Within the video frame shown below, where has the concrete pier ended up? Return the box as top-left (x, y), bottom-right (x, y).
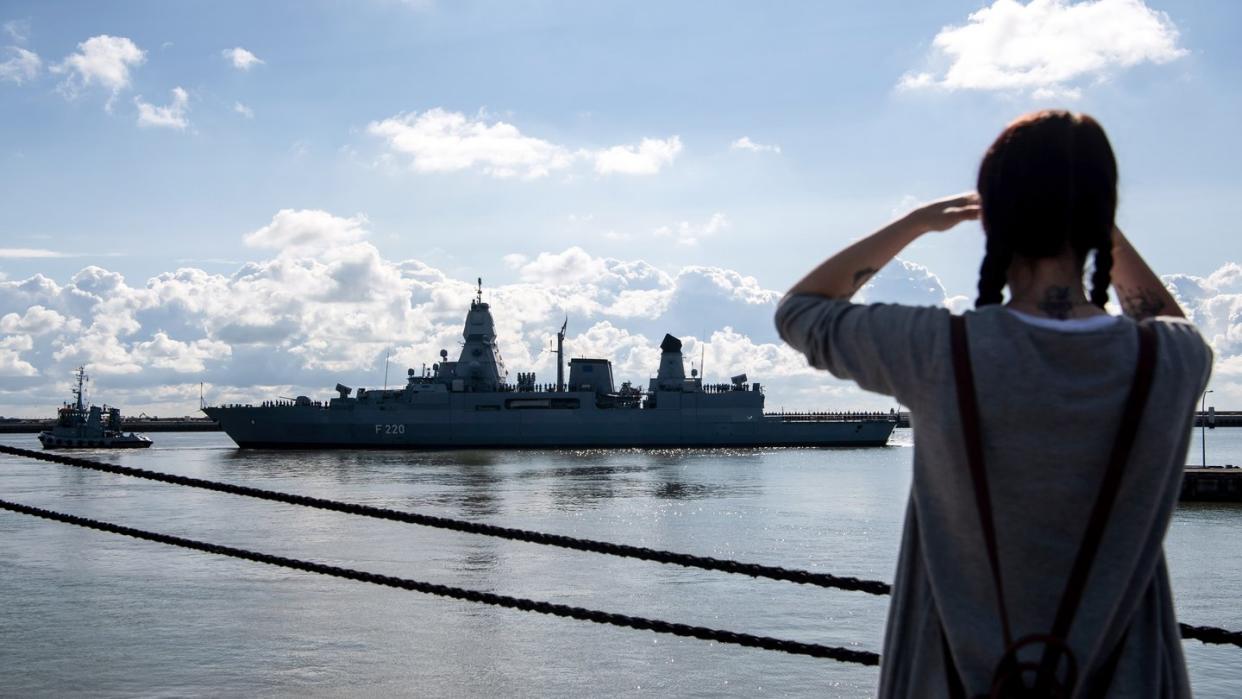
top-left (1182, 467), bottom-right (1242, 502)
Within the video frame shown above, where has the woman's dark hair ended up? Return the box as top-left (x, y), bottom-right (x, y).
top-left (976, 110), bottom-right (1118, 308)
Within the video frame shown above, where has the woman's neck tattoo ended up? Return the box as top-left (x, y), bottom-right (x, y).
top-left (1036, 286), bottom-right (1077, 319)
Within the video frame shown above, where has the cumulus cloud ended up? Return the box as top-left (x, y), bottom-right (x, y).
top-left (1166, 264), bottom-right (1242, 363)
top-left (730, 137), bottom-right (781, 154)
top-left (52, 34), bottom-right (145, 103)
top-left (0, 46), bottom-right (40, 84)
top-left (135, 86), bottom-right (189, 130)
top-left (367, 108), bottom-right (682, 179)
top-left (368, 109), bottom-right (573, 179)
top-left (233, 101), bottom-right (254, 118)
top-left (243, 209), bottom-right (370, 253)
top-left (133, 332), bottom-right (232, 372)
top-left (0, 334), bottom-right (38, 377)
top-left (855, 258), bottom-right (952, 307)
top-left (653, 212), bottom-right (729, 246)
top-left (0, 306), bottom-right (68, 335)
top-left (222, 47), bottom-right (264, 71)
top-left (899, 0), bottom-right (1185, 98)
top-left (592, 136), bottom-right (682, 175)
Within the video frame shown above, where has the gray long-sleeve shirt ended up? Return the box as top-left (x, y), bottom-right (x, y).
top-left (775, 294), bottom-right (1212, 698)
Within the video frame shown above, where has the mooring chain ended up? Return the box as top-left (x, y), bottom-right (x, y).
top-left (0, 498), bottom-right (879, 665)
top-left (2, 444), bottom-right (1240, 651)
top-left (1179, 624), bottom-right (1242, 648)
top-left (0, 444), bottom-right (891, 595)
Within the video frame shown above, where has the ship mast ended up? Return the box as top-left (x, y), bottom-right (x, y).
top-left (556, 317), bottom-right (567, 392)
top-left (73, 366), bottom-right (87, 411)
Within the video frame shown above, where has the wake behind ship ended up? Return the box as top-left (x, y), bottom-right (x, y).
top-left (204, 282), bottom-right (894, 449)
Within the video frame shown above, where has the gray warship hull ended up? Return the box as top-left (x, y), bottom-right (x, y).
top-left (204, 396), bottom-right (894, 449)
top-left (204, 283), bottom-right (894, 450)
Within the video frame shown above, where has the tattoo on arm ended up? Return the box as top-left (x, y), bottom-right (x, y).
top-left (852, 267), bottom-right (878, 290)
top-left (1116, 285), bottom-right (1167, 320)
top-left (1037, 286), bottom-right (1075, 320)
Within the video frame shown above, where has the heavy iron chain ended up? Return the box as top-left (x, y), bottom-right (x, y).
top-left (0, 497), bottom-right (879, 666)
top-left (2, 444), bottom-right (1239, 650)
top-left (0, 444), bottom-right (890, 595)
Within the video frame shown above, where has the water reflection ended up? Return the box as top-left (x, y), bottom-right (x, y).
top-left (452, 544), bottom-right (500, 576)
top-left (651, 480), bottom-right (715, 499)
top-left (421, 463), bottom-right (503, 517)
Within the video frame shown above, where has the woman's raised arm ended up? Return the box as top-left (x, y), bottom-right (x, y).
top-left (785, 193), bottom-right (980, 300)
top-left (1110, 227), bottom-right (1185, 320)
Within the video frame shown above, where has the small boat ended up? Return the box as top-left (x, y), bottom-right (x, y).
top-left (38, 367), bottom-right (152, 449)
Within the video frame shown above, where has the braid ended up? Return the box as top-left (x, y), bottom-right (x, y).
top-left (1089, 234), bottom-right (1113, 309)
top-left (975, 237), bottom-right (1012, 307)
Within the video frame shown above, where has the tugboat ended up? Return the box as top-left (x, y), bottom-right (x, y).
top-left (38, 367), bottom-right (152, 449)
top-left (205, 280), bottom-right (896, 449)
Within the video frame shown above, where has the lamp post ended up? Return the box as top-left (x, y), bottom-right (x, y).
top-left (1201, 389), bottom-right (1214, 467)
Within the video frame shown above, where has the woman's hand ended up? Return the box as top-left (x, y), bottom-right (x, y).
top-left (905, 192), bottom-right (981, 233)
top-left (785, 191), bottom-right (980, 300)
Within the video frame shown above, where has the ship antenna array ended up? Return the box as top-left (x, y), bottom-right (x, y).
top-left (73, 366), bottom-right (89, 411)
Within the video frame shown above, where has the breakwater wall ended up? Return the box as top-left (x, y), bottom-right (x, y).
top-left (769, 411), bottom-right (1239, 429)
top-left (0, 418), bottom-right (220, 434)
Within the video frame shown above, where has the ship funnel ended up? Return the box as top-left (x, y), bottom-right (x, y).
top-left (655, 333), bottom-right (686, 390)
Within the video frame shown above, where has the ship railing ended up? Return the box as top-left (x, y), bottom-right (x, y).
top-left (765, 410), bottom-right (898, 423)
top-left (698, 383), bottom-right (760, 394)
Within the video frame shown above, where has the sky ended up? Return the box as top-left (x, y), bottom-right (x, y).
top-left (1, 0), bottom-right (1240, 416)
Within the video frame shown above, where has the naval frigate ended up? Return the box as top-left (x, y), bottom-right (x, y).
top-left (204, 282), bottom-right (895, 449)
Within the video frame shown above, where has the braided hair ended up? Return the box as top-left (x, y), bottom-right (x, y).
top-left (975, 111), bottom-right (1118, 309)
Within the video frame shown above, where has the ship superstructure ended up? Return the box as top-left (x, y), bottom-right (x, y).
top-left (205, 282), bottom-right (894, 449)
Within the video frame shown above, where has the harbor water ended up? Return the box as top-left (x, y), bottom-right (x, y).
top-left (2, 428), bottom-right (1240, 697)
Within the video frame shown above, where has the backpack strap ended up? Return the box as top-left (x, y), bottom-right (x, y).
top-left (950, 314), bottom-right (1015, 648)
